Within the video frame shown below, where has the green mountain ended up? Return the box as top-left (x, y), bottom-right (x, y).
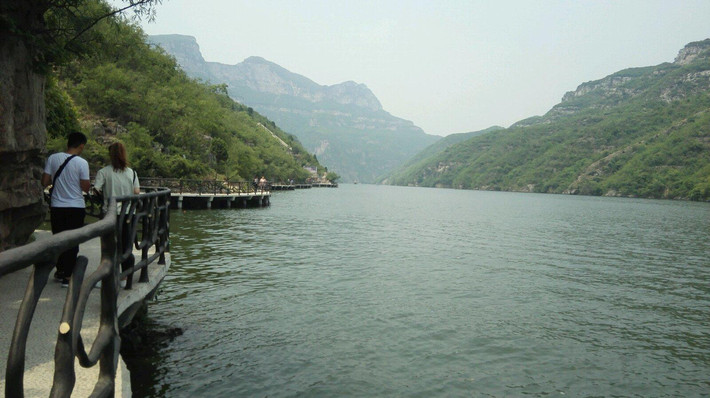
top-left (46, 12), bottom-right (322, 183)
top-left (383, 40), bottom-right (710, 201)
top-left (148, 34), bottom-right (440, 183)
top-left (381, 126), bottom-right (504, 184)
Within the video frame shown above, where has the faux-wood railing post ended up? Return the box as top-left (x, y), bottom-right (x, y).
top-left (1, 188), bottom-right (171, 397)
top-left (49, 256), bottom-right (88, 397)
top-left (4, 260), bottom-right (52, 398)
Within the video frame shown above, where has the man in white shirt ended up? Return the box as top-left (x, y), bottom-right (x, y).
top-left (41, 131), bottom-right (90, 287)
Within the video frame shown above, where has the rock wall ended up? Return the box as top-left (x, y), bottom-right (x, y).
top-left (0, 21), bottom-right (48, 251)
top-left (674, 39), bottom-right (710, 65)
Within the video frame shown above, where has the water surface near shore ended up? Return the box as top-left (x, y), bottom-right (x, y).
top-left (134, 184), bottom-right (710, 397)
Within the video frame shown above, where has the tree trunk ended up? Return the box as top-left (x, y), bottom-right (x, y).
top-left (0, 2), bottom-right (49, 251)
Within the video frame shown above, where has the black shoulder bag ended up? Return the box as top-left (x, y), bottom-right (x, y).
top-left (46, 154), bottom-right (77, 206)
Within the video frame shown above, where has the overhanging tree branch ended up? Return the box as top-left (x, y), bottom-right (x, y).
top-left (62, 0), bottom-right (160, 47)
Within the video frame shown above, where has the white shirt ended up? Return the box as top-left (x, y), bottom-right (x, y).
top-left (94, 166), bottom-right (140, 213)
top-left (44, 152), bottom-right (89, 208)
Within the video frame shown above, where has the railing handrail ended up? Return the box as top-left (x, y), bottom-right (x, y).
top-left (0, 187), bottom-right (171, 398)
top-left (0, 207), bottom-right (115, 278)
top-left (139, 178), bottom-right (271, 195)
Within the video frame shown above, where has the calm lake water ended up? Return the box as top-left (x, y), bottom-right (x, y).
top-left (131, 184), bottom-right (710, 397)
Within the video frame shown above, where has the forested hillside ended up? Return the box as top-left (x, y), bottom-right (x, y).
top-left (45, 1), bottom-right (323, 183)
top-left (383, 40), bottom-right (710, 201)
top-left (382, 126), bottom-right (503, 184)
top-left (149, 34), bottom-right (439, 183)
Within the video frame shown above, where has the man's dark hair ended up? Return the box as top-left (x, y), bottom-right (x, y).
top-left (67, 131), bottom-right (87, 148)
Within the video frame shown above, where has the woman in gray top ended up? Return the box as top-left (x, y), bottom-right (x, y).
top-left (93, 142), bottom-right (140, 278)
top-left (94, 142), bottom-right (140, 213)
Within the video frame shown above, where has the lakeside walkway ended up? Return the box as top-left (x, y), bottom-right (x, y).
top-left (271, 182), bottom-right (339, 190)
top-left (138, 178), bottom-right (271, 209)
top-left (0, 231), bottom-right (170, 397)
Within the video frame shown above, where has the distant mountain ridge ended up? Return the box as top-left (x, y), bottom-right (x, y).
top-left (383, 126), bottom-right (504, 183)
top-left (227, 56), bottom-right (383, 111)
top-left (382, 39), bottom-right (710, 201)
top-left (149, 34), bottom-right (439, 182)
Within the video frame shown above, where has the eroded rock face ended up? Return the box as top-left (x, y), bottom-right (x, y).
top-left (0, 21), bottom-right (48, 251)
top-left (674, 39), bottom-right (710, 65)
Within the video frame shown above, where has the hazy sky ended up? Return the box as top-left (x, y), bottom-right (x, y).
top-left (114, 0), bottom-right (710, 136)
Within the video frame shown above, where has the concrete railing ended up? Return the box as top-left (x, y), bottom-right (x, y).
top-left (0, 187), bottom-right (170, 397)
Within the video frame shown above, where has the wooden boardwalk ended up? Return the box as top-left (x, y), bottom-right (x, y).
top-left (139, 178), bottom-right (271, 209)
top-left (172, 191), bottom-right (270, 209)
top-left (271, 182), bottom-right (339, 190)
top-left (135, 178), bottom-right (337, 209)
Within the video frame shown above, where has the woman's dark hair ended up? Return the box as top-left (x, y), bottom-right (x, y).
top-left (108, 142), bottom-right (128, 171)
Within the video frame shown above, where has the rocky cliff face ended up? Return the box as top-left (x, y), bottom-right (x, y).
top-left (560, 75), bottom-right (637, 103)
top-left (546, 39), bottom-right (710, 121)
top-left (207, 56), bottom-right (383, 111)
top-left (148, 34), bottom-right (438, 183)
top-left (152, 34), bottom-right (207, 74)
top-left (674, 39), bottom-right (710, 65)
top-left (151, 37), bottom-right (385, 113)
top-left (0, 7), bottom-right (49, 250)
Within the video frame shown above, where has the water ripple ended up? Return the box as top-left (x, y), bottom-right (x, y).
top-left (137, 186), bottom-right (710, 398)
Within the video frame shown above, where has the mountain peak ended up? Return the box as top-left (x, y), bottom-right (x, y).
top-left (243, 56), bottom-right (273, 65)
top-left (674, 38), bottom-right (710, 65)
top-left (340, 80), bottom-right (364, 87)
top-left (326, 81), bottom-right (381, 110)
top-left (148, 34), bottom-right (206, 72)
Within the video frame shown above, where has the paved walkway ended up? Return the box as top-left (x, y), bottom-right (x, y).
top-left (0, 231), bottom-right (170, 397)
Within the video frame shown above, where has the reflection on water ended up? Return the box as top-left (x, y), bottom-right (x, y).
top-left (133, 185), bottom-right (710, 397)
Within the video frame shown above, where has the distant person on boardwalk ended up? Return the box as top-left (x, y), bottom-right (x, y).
top-left (259, 176), bottom-right (267, 190)
top-left (253, 176), bottom-right (259, 192)
top-left (93, 142), bottom-right (141, 278)
top-left (41, 131), bottom-right (91, 287)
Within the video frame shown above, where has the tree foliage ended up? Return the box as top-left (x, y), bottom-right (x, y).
top-left (1, 0), bottom-right (160, 72)
top-left (44, 0), bottom-right (322, 183)
top-left (325, 172), bottom-right (340, 183)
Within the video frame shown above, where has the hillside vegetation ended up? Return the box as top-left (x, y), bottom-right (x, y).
top-left (384, 126), bottom-right (504, 183)
top-left (149, 34), bottom-right (439, 183)
top-left (45, 1), bottom-right (323, 183)
top-left (383, 40), bottom-right (710, 201)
